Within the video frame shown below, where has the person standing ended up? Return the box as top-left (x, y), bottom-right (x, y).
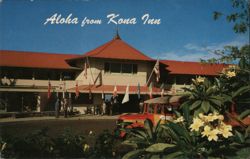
top-left (55, 98), bottom-right (59, 118)
top-left (110, 97), bottom-right (114, 116)
top-left (102, 100), bottom-right (107, 115)
top-left (63, 98), bottom-right (68, 118)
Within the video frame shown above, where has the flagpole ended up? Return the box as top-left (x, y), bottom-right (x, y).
top-left (86, 56), bottom-right (95, 85)
top-left (146, 67), bottom-right (155, 86)
top-left (146, 57), bottom-right (159, 86)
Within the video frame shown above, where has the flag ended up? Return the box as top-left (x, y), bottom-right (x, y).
top-left (122, 84), bottom-right (129, 104)
top-left (161, 88), bottom-right (164, 97)
top-left (47, 80), bottom-right (51, 99)
top-left (137, 83), bottom-right (141, 99)
top-left (149, 82), bottom-right (153, 99)
top-left (102, 91), bottom-right (105, 100)
top-left (154, 59), bottom-right (160, 82)
top-left (113, 85), bottom-right (117, 97)
top-left (75, 81), bottom-right (79, 99)
top-left (84, 60), bottom-right (87, 79)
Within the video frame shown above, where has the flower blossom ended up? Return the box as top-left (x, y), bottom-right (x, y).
top-left (207, 129), bottom-right (220, 141)
top-left (192, 76), bottom-right (205, 84)
top-left (83, 144), bottom-right (90, 152)
top-left (226, 71), bottom-right (236, 78)
top-left (174, 116), bottom-right (184, 123)
top-left (218, 123), bottom-right (233, 138)
top-left (190, 117), bottom-right (204, 131)
top-left (192, 112), bottom-right (233, 142)
top-left (201, 125), bottom-right (211, 137)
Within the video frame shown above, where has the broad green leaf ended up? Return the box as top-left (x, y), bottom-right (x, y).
top-left (122, 149), bottom-right (145, 159)
top-left (182, 102), bottom-right (190, 123)
top-left (209, 98), bottom-right (222, 107)
top-left (161, 125), bottom-right (179, 142)
top-left (234, 130), bottom-right (245, 143)
top-left (238, 109), bottom-right (250, 120)
top-left (130, 131), bottom-right (147, 140)
top-left (145, 143), bottom-right (175, 153)
top-left (122, 140), bottom-right (138, 148)
top-left (234, 147), bottom-right (250, 159)
top-left (144, 119), bottom-right (154, 139)
top-left (190, 100), bottom-right (202, 110)
top-left (245, 126), bottom-right (250, 138)
top-left (222, 94), bottom-right (233, 103)
top-left (201, 101), bottom-right (210, 113)
top-left (163, 151), bottom-right (183, 159)
top-left (155, 119), bottom-right (163, 136)
top-left (232, 86), bottom-right (250, 98)
top-left (179, 100), bottom-right (190, 109)
top-left (210, 96), bottom-right (223, 101)
top-left (237, 98), bottom-right (250, 104)
top-left (168, 122), bottom-right (191, 143)
top-left (194, 107), bottom-right (204, 117)
top-left (206, 87), bottom-right (215, 95)
top-left (173, 110), bottom-right (181, 117)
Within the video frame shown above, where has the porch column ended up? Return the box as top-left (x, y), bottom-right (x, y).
top-left (36, 95), bottom-right (41, 112)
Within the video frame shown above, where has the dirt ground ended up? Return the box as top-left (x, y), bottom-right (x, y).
top-left (0, 115), bottom-right (118, 138)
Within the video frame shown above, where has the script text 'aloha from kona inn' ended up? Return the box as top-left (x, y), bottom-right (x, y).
top-left (44, 13), bottom-right (161, 27)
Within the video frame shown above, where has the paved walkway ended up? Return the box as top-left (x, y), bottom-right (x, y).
top-left (0, 114), bottom-right (119, 123)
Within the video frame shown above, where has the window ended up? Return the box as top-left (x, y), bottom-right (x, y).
top-left (104, 63), bottom-right (110, 73)
top-left (104, 62), bottom-right (138, 74)
top-left (110, 63), bottom-right (121, 73)
top-left (122, 64), bottom-right (132, 73)
top-left (132, 64), bottom-right (138, 74)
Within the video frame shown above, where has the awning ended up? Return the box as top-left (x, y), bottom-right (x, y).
top-left (68, 84), bottom-right (162, 94)
top-left (144, 96), bottom-right (183, 104)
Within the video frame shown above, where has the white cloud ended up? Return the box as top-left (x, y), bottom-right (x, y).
top-left (184, 37), bottom-right (248, 53)
top-left (184, 43), bottom-right (208, 52)
top-left (0, 0), bottom-right (3, 4)
top-left (159, 51), bottom-right (219, 62)
top-left (159, 36), bottom-right (248, 61)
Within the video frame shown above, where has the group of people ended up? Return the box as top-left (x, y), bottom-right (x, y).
top-left (54, 96), bottom-right (145, 117)
top-left (90, 98), bottom-right (119, 116)
top-left (55, 97), bottom-right (72, 118)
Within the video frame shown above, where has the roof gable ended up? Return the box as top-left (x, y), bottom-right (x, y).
top-left (81, 38), bottom-right (153, 61)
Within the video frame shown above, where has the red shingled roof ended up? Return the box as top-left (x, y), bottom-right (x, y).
top-left (69, 37), bottom-right (153, 61)
top-left (69, 84), bottom-right (162, 94)
top-left (0, 50), bottom-right (81, 69)
top-left (161, 60), bottom-right (228, 76)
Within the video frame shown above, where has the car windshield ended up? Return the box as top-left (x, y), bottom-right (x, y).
top-left (148, 104), bottom-right (154, 113)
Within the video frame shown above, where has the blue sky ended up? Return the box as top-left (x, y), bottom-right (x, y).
top-left (0, 0), bottom-right (249, 61)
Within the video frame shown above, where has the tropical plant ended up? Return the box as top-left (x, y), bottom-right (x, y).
top-left (181, 77), bottom-right (225, 116)
top-left (91, 129), bottom-right (122, 159)
top-left (182, 74), bottom-right (250, 117)
top-left (54, 128), bottom-right (86, 158)
top-left (7, 127), bottom-right (55, 158)
top-left (121, 119), bottom-right (172, 159)
top-left (164, 111), bottom-right (250, 158)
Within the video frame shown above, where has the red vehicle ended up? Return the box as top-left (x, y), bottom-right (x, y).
top-left (116, 96), bottom-right (183, 137)
top-left (116, 96), bottom-right (250, 138)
